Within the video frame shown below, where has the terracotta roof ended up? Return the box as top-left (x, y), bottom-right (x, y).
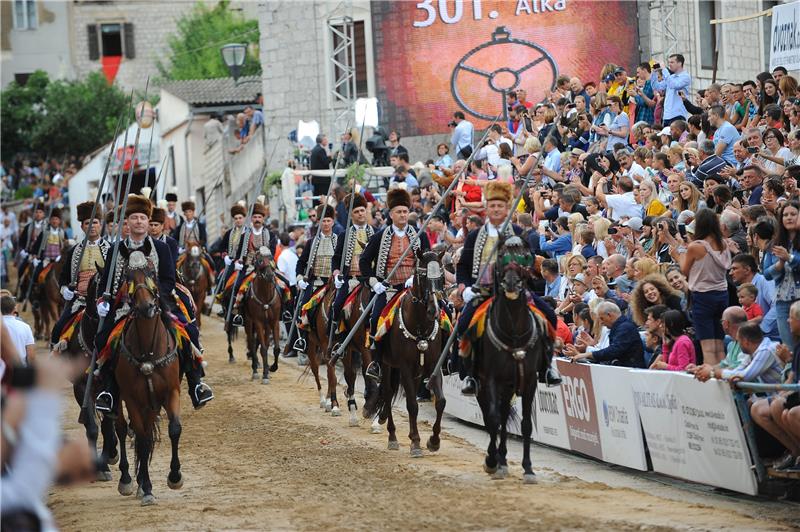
top-left (161, 76), bottom-right (261, 106)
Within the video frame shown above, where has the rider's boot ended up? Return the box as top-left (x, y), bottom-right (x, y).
top-left (365, 336), bottom-right (382, 383)
top-left (539, 358), bottom-right (562, 386)
top-left (182, 352), bottom-right (213, 409)
top-left (460, 356), bottom-right (476, 396)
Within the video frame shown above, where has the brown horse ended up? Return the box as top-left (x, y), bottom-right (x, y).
top-left (364, 250), bottom-right (447, 457)
top-left (60, 270), bottom-right (119, 481)
top-left (179, 244), bottom-right (210, 326)
top-left (328, 281), bottom-right (378, 427)
top-left (301, 280), bottom-right (336, 410)
top-left (32, 253), bottom-right (66, 339)
top-left (114, 248), bottom-right (183, 506)
top-left (242, 247), bottom-right (281, 383)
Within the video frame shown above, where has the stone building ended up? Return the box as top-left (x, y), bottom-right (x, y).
top-left (258, 0), bottom-right (788, 167)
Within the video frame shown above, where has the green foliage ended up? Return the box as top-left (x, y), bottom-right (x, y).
top-left (157, 0), bottom-right (261, 82)
top-left (14, 185), bottom-right (34, 200)
top-left (345, 163), bottom-right (369, 187)
top-left (1, 70), bottom-right (128, 161)
top-left (264, 171), bottom-right (283, 191)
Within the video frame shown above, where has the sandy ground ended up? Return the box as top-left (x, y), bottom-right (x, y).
top-left (45, 314), bottom-right (798, 531)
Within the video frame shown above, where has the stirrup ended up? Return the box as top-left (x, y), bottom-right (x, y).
top-left (461, 377), bottom-right (477, 396)
top-left (365, 361), bottom-right (381, 382)
top-left (95, 391), bottom-right (114, 413)
top-left (193, 383), bottom-right (214, 409)
top-left (293, 337), bottom-right (307, 354)
top-left (231, 314), bottom-right (244, 327)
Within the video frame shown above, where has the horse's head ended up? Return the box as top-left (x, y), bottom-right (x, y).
top-left (413, 248), bottom-right (444, 303)
top-left (126, 251), bottom-right (160, 319)
top-left (254, 246), bottom-right (275, 281)
top-left (496, 236), bottom-right (532, 301)
top-left (185, 245), bottom-right (202, 279)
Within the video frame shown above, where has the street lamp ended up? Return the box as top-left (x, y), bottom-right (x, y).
top-left (220, 43), bottom-right (247, 82)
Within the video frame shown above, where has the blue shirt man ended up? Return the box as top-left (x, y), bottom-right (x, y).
top-left (450, 112), bottom-right (474, 158)
top-left (708, 106), bottom-right (740, 167)
top-left (650, 54), bottom-right (691, 123)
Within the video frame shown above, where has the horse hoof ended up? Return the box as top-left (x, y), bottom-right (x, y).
top-left (331, 406), bottom-right (341, 417)
top-left (96, 470), bottom-right (113, 482)
top-left (349, 417), bottom-right (359, 427)
top-left (252, 372), bottom-right (259, 380)
top-left (426, 438), bottom-right (440, 452)
top-left (262, 378), bottom-right (270, 385)
top-left (228, 357), bottom-right (236, 365)
top-left (483, 463), bottom-right (498, 475)
top-left (136, 486), bottom-right (144, 498)
top-left (140, 494), bottom-right (157, 506)
top-left (168, 475), bottom-right (184, 490)
top-left (491, 466), bottom-right (509, 480)
top-left (269, 363), bottom-right (278, 373)
top-left (370, 420), bottom-right (382, 434)
top-left (523, 473), bottom-right (538, 485)
top-left (387, 440), bottom-right (400, 451)
top-left (118, 481), bottom-right (134, 496)
top-left (324, 399), bottom-right (332, 413)
top-left (410, 447), bottom-right (423, 458)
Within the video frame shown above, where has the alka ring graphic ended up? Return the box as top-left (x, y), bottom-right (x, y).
top-left (450, 26), bottom-right (558, 121)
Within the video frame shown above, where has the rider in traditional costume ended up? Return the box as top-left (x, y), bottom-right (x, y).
top-left (455, 181), bottom-right (560, 395)
top-left (288, 204), bottom-right (340, 354)
top-left (218, 201), bottom-right (247, 277)
top-left (28, 207), bottom-right (66, 304)
top-left (163, 187), bottom-right (184, 235)
top-left (359, 188), bottom-right (431, 382)
top-left (94, 193), bottom-right (213, 413)
top-left (172, 198), bottom-right (215, 291)
top-left (228, 199), bottom-right (279, 327)
top-left (16, 201), bottom-right (47, 300)
top-left (330, 193), bottom-right (374, 347)
top-left (50, 201), bottom-right (110, 354)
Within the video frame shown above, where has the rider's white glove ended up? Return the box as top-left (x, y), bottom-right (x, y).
top-left (233, 261), bottom-right (243, 271)
top-left (32, 258), bottom-right (41, 268)
top-left (178, 247), bottom-right (185, 255)
top-left (61, 286), bottom-right (74, 301)
top-left (20, 249), bottom-right (28, 259)
top-left (462, 286), bottom-right (476, 304)
top-left (297, 279), bottom-right (309, 290)
top-left (97, 301), bottom-right (110, 317)
top-left (372, 282), bottom-right (387, 295)
top-left (334, 275), bottom-right (344, 289)
top-left (224, 255), bottom-right (232, 267)
top-left (404, 276), bottom-right (414, 288)
top-left (55, 255), bottom-right (61, 263)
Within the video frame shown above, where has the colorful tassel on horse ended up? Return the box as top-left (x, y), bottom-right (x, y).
top-left (342, 284), bottom-right (362, 320)
top-left (36, 262), bottom-right (54, 284)
top-left (57, 309), bottom-right (85, 346)
top-left (98, 317), bottom-right (129, 365)
top-left (299, 285), bottom-right (328, 330)
top-left (373, 289), bottom-right (406, 342)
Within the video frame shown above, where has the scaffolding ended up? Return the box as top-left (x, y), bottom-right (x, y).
top-left (327, 14), bottom-right (357, 135)
top-left (648, 0), bottom-right (679, 60)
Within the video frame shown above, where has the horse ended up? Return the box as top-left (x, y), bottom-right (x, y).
top-left (113, 247), bottom-right (183, 505)
top-left (241, 246), bottom-right (281, 383)
top-left (473, 237), bottom-right (551, 483)
top-left (179, 244), bottom-right (210, 326)
top-left (300, 279), bottom-right (337, 411)
top-left (364, 249), bottom-right (447, 457)
top-left (32, 253), bottom-right (66, 340)
top-left (328, 280), bottom-right (378, 427)
top-left (59, 269), bottom-right (119, 481)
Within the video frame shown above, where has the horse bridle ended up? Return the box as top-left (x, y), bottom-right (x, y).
top-left (399, 256), bottom-right (443, 364)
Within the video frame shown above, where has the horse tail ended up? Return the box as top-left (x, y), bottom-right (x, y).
top-left (135, 414), bottom-right (161, 467)
top-left (363, 366), bottom-right (401, 420)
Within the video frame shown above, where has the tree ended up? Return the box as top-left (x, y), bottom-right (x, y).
top-left (157, 0), bottom-right (261, 81)
top-left (1, 70), bottom-right (128, 161)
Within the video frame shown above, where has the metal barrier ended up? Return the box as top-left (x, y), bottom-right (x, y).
top-left (293, 192), bottom-right (387, 203)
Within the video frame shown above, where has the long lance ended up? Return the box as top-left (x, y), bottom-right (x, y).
top-left (283, 122), bottom-right (351, 355)
top-left (220, 127), bottom-right (286, 326)
top-left (69, 90), bottom-right (133, 292)
top-left (147, 148), bottom-right (172, 201)
top-left (102, 105), bottom-right (135, 239)
top-left (79, 78), bottom-right (150, 429)
top-left (426, 134), bottom-right (550, 388)
top-left (210, 123), bottom-right (280, 317)
top-left (326, 118), bottom-right (369, 362)
top-left (330, 115), bottom-right (501, 360)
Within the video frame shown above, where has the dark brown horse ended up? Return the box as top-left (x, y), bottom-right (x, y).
top-left (242, 247), bottom-right (281, 382)
top-left (474, 237), bottom-right (550, 483)
top-left (114, 248), bottom-right (183, 505)
top-left (179, 244), bottom-right (210, 326)
top-left (60, 269), bottom-right (119, 481)
top-left (301, 280), bottom-right (336, 410)
top-left (32, 252), bottom-right (66, 339)
top-left (364, 249), bottom-right (447, 457)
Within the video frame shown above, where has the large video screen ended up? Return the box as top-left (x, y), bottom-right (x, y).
top-left (371, 0), bottom-right (640, 136)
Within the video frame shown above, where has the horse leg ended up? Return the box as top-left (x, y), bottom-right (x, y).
top-left (343, 351), bottom-right (359, 427)
top-left (102, 414), bottom-right (119, 465)
top-left (494, 393), bottom-right (511, 480)
top-left (260, 325), bottom-right (270, 384)
top-left (426, 372), bottom-right (446, 452)
top-left (402, 371), bottom-right (423, 458)
top-left (250, 323), bottom-right (260, 380)
top-left (521, 381), bottom-right (538, 484)
top-left (166, 389), bottom-right (184, 490)
top-left (269, 313), bottom-right (280, 372)
top-left (116, 411), bottom-right (134, 496)
top-left (227, 328), bottom-right (236, 364)
top-left (480, 379), bottom-right (500, 475)
top-left (132, 411), bottom-right (157, 506)
top-left (327, 348), bottom-right (340, 417)
top-left (386, 370), bottom-right (399, 450)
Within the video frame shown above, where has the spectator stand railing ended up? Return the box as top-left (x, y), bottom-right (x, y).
top-left (733, 382), bottom-right (800, 484)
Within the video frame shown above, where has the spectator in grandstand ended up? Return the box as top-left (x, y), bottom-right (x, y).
top-left (693, 321), bottom-right (782, 384)
top-left (563, 300), bottom-right (644, 368)
top-left (763, 200), bottom-right (800, 349)
top-left (649, 309), bottom-right (695, 371)
top-left (629, 273), bottom-right (683, 326)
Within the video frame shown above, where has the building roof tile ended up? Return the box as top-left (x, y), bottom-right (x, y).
top-left (161, 76), bottom-right (260, 106)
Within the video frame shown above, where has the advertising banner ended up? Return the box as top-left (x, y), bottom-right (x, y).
top-left (533, 379), bottom-right (571, 449)
top-left (556, 359), bottom-right (603, 460)
top-left (630, 371), bottom-right (758, 496)
top-left (770, 1), bottom-right (800, 72)
top-left (371, 0), bottom-right (640, 136)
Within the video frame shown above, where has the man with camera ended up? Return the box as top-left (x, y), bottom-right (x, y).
top-left (650, 54), bottom-right (692, 125)
top-left (449, 111), bottom-right (474, 160)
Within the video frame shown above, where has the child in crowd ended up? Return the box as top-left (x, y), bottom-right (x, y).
top-left (737, 283), bottom-right (763, 321)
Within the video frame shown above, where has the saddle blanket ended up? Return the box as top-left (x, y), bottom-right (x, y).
top-left (342, 284), bottom-right (362, 320)
top-left (372, 289), bottom-right (452, 344)
top-left (299, 284), bottom-right (328, 330)
top-left (36, 262), bottom-right (55, 284)
top-left (98, 314), bottom-right (193, 366)
top-left (221, 270), bottom-right (291, 303)
top-left (459, 297), bottom-right (554, 358)
top-left (57, 309), bottom-right (85, 347)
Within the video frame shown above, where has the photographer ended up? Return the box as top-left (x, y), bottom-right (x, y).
top-left (449, 111), bottom-right (474, 159)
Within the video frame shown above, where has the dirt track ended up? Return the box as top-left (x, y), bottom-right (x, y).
top-left (47, 315), bottom-right (797, 531)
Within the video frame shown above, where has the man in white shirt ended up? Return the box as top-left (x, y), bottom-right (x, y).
top-left (1, 295), bottom-right (35, 365)
top-left (450, 111), bottom-right (474, 159)
top-left (616, 148), bottom-right (646, 184)
top-left (595, 174), bottom-right (641, 221)
top-left (539, 135), bottom-right (562, 186)
top-left (276, 233), bottom-right (298, 287)
top-left (475, 125), bottom-right (513, 167)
